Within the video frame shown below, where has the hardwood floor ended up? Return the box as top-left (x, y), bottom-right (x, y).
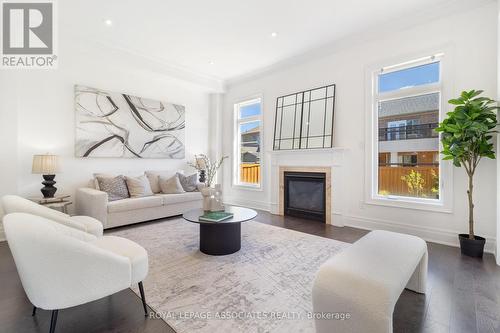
top-left (1, 210), bottom-right (499, 333)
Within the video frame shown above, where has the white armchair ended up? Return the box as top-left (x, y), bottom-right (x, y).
top-left (3, 212), bottom-right (149, 333)
top-left (1, 195), bottom-right (103, 237)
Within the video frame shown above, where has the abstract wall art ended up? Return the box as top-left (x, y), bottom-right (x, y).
top-left (75, 85), bottom-right (185, 158)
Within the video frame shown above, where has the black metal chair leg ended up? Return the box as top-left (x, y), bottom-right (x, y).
top-left (49, 310), bottom-right (58, 333)
top-left (138, 282), bottom-right (148, 316)
top-left (32, 306), bottom-right (37, 316)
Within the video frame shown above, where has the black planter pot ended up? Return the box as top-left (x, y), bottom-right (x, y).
top-left (458, 234), bottom-right (485, 258)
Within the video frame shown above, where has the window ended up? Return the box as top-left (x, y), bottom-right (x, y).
top-left (372, 56), bottom-right (443, 203)
top-left (273, 85), bottom-right (335, 150)
top-left (234, 98), bottom-right (262, 188)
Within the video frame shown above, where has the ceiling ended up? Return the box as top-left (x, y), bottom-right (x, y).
top-left (61, 0), bottom-right (492, 85)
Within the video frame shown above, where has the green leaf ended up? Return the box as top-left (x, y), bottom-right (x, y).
top-left (437, 90), bottom-right (498, 170)
top-left (469, 90), bottom-right (484, 98)
top-left (448, 98), bottom-right (464, 105)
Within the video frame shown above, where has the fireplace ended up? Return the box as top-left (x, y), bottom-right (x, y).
top-left (284, 171), bottom-right (326, 222)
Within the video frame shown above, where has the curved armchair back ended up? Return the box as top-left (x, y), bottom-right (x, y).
top-left (2, 195), bottom-right (103, 237)
top-left (3, 213), bottom-right (131, 310)
top-left (2, 195), bottom-right (70, 223)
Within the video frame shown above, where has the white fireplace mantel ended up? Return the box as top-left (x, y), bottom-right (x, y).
top-left (269, 147), bottom-right (347, 227)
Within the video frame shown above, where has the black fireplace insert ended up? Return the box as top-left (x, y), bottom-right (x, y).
top-left (284, 171), bottom-right (326, 222)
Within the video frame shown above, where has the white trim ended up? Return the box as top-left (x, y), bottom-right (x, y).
top-left (232, 95), bottom-right (264, 190)
top-left (343, 214), bottom-right (497, 254)
top-left (224, 197), bottom-right (270, 212)
top-left (364, 47), bottom-right (454, 213)
top-left (225, 1), bottom-right (492, 88)
top-left (67, 38), bottom-right (224, 92)
top-left (379, 54), bottom-right (443, 73)
top-left (222, 196), bottom-right (497, 254)
top-left (268, 147), bottom-right (347, 155)
top-left (0, 222), bottom-right (4, 242)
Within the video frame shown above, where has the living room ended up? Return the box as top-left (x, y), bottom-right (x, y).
top-left (1, 0), bottom-right (499, 332)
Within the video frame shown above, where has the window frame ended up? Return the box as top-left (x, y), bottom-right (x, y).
top-left (273, 84), bottom-right (336, 151)
top-left (233, 96), bottom-right (264, 190)
top-left (364, 52), bottom-right (453, 213)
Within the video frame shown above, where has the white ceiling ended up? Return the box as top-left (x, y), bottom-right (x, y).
top-left (61, 0), bottom-right (492, 84)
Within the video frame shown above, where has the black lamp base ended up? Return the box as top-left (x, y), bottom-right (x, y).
top-left (199, 170), bottom-right (206, 184)
top-left (41, 174), bottom-right (57, 198)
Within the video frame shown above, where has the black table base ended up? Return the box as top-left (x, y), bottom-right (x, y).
top-left (199, 223), bottom-right (241, 255)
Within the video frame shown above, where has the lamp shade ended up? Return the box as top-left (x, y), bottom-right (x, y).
top-left (196, 157), bottom-right (206, 169)
top-left (32, 154), bottom-right (60, 174)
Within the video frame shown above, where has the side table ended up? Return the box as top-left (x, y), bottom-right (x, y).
top-left (27, 195), bottom-right (72, 214)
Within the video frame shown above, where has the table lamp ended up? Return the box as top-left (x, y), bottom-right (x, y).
top-left (196, 157), bottom-right (206, 183)
top-left (32, 154), bottom-right (60, 198)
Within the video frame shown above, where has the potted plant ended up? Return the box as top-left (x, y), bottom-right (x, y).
top-left (436, 90), bottom-right (498, 258)
top-left (188, 154), bottom-right (228, 212)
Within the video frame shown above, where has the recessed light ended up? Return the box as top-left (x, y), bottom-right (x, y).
top-left (104, 19), bottom-right (113, 26)
top-left (270, 32), bottom-right (278, 37)
top-left (209, 60), bottom-right (215, 65)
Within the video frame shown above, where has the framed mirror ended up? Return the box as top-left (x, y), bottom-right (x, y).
top-left (273, 84), bottom-right (336, 150)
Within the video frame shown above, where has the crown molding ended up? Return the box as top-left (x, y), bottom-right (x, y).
top-left (59, 0), bottom-right (494, 92)
top-left (225, 0), bottom-right (495, 88)
top-left (62, 34), bottom-right (225, 93)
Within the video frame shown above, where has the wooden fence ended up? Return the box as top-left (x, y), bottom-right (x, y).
top-left (378, 166), bottom-right (439, 198)
top-left (240, 164), bottom-right (260, 184)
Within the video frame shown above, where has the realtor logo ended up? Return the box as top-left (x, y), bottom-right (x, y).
top-left (1, 1), bottom-right (57, 68)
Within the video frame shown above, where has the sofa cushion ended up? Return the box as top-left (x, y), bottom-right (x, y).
top-left (159, 175), bottom-right (185, 194)
top-left (107, 196), bottom-right (163, 213)
top-left (145, 170), bottom-right (184, 194)
top-left (90, 236), bottom-right (148, 285)
top-left (96, 175), bottom-right (129, 201)
top-left (177, 172), bottom-right (198, 192)
top-left (156, 192), bottom-right (202, 205)
top-left (92, 173), bottom-right (115, 190)
top-left (125, 175), bottom-right (153, 198)
top-left (93, 172), bottom-right (144, 190)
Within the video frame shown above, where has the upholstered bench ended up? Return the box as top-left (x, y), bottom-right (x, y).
top-left (312, 230), bottom-right (428, 333)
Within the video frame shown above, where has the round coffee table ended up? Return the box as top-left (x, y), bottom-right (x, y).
top-left (182, 206), bottom-right (257, 255)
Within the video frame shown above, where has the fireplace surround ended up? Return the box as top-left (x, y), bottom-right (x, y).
top-left (278, 166), bottom-right (332, 224)
top-left (284, 171), bottom-right (326, 222)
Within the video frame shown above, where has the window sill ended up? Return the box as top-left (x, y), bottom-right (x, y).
top-left (365, 196), bottom-right (452, 214)
top-left (232, 184), bottom-right (263, 191)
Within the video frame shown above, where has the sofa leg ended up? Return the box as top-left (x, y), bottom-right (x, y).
top-left (32, 306), bottom-right (37, 316)
top-left (138, 282), bottom-right (148, 316)
top-left (49, 310), bottom-right (58, 333)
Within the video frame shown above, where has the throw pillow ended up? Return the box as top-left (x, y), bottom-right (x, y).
top-left (145, 170), bottom-right (184, 193)
top-left (125, 175), bottom-right (153, 198)
top-left (93, 173), bottom-right (115, 190)
top-left (96, 175), bottom-right (130, 201)
top-left (177, 172), bottom-right (198, 192)
top-left (159, 175), bottom-right (185, 194)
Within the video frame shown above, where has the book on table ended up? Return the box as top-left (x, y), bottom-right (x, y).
top-left (199, 211), bottom-right (234, 222)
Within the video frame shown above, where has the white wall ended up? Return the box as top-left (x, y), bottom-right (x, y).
top-left (0, 38), bottom-right (215, 239)
top-left (497, 0), bottom-right (500, 264)
top-left (0, 72), bottom-right (19, 240)
top-left (222, 3), bottom-right (498, 252)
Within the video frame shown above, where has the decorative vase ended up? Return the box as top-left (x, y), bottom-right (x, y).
top-left (211, 184), bottom-right (225, 212)
top-left (200, 184), bottom-right (225, 212)
top-left (200, 186), bottom-right (214, 212)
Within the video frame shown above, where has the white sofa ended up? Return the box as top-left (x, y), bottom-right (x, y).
top-left (4, 212), bottom-right (149, 333)
top-left (2, 195), bottom-right (103, 237)
top-left (75, 172), bottom-right (203, 229)
top-left (312, 230), bottom-right (427, 333)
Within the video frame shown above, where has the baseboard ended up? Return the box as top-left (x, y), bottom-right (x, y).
top-left (224, 197), bottom-right (271, 212)
top-left (344, 214), bottom-right (497, 254)
top-left (223, 198), bottom-right (497, 255)
top-left (0, 221), bottom-right (4, 242)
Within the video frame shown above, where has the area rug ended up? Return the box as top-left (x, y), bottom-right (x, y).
top-left (109, 219), bottom-right (348, 333)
